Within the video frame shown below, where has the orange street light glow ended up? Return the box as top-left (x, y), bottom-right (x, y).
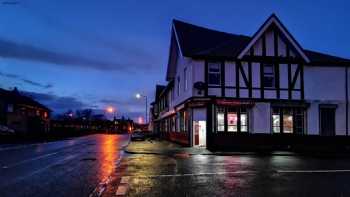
top-left (106, 107), bottom-right (114, 113)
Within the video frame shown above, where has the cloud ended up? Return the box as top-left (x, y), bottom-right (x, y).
top-left (0, 71), bottom-right (53, 89)
top-left (20, 4), bottom-right (161, 71)
top-left (0, 38), bottom-right (137, 72)
top-left (22, 91), bottom-right (87, 112)
top-left (21, 90), bottom-right (145, 121)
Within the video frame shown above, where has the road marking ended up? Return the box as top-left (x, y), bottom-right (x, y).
top-left (116, 185), bottom-right (129, 196)
top-left (3, 151), bottom-right (60, 169)
top-left (132, 171), bottom-right (255, 178)
top-left (1, 154), bottom-right (79, 188)
top-left (277, 169), bottom-right (350, 173)
top-left (120, 176), bottom-right (130, 184)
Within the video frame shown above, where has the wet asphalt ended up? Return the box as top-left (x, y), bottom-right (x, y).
top-left (117, 141), bottom-right (350, 197)
top-left (0, 134), bottom-right (130, 197)
top-left (2, 135), bottom-right (350, 197)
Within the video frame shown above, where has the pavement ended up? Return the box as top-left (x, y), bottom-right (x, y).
top-left (103, 138), bottom-right (350, 197)
top-left (125, 138), bottom-right (299, 156)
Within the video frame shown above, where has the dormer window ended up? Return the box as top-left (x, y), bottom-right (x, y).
top-left (263, 64), bottom-right (275, 88)
top-left (208, 62), bottom-right (221, 86)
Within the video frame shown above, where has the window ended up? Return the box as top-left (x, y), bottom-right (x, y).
top-left (184, 68), bottom-right (187, 91)
top-left (263, 64), bottom-right (275, 87)
top-left (240, 109), bottom-right (248, 132)
top-left (216, 107), bottom-right (249, 132)
top-left (294, 109), bottom-right (304, 134)
top-left (208, 62), bottom-right (221, 85)
top-left (7, 104), bottom-right (14, 112)
top-left (216, 107), bottom-right (225, 132)
top-left (177, 76), bottom-right (180, 96)
top-left (179, 111), bottom-right (187, 132)
top-left (272, 108), bottom-right (281, 133)
top-left (227, 109), bottom-right (237, 132)
top-left (271, 108), bottom-right (305, 134)
top-left (283, 109), bottom-right (293, 133)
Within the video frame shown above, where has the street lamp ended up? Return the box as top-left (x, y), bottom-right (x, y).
top-left (106, 106), bottom-right (117, 119)
top-left (136, 93), bottom-right (148, 124)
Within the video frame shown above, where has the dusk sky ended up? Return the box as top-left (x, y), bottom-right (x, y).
top-left (0, 0), bottom-right (349, 120)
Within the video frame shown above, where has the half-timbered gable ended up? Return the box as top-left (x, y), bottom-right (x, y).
top-left (153, 14), bottom-right (350, 148)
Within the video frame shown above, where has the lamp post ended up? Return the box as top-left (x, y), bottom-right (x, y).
top-left (106, 106), bottom-right (116, 119)
top-left (136, 93), bottom-right (148, 124)
top-left (106, 106), bottom-right (116, 133)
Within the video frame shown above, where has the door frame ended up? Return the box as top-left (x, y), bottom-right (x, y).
top-left (193, 120), bottom-right (207, 147)
top-left (319, 104), bottom-right (337, 136)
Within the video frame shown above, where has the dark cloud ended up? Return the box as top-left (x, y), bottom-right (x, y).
top-left (21, 90), bottom-right (144, 120)
top-left (22, 91), bottom-right (87, 112)
top-left (20, 4), bottom-right (160, 71)
top-left (0, 71), bottom-right (53, 89)
top-left (0, 39), bottom-right (135, 72)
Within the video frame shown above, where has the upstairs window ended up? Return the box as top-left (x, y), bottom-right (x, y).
top-left (208, 62), bottom-right (221, 86)
top-left (184, 67), bottom-right (188, 91)
top-left (7, 104), bottom-right (14, 112)
top-left (177, 76), bottom-right (180, 96)
top-left (263, 64), bottom-right (275, 88)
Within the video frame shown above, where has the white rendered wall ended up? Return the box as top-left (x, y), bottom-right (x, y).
top-left (173, 57), bottom-right (194, 106)
top-left (305, 66), bottom-right (348, 135)
top-left (252, 103), bottom-right (271, 133)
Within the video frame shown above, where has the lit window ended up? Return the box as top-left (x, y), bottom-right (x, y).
top-left (227, 109), bottom-right (237, 132)
top-left (240, 109), bottom-right (248, 132)
top-left (263, 64), bottom-right (275, 87)
top-left (283, 109), bottom-right (293, 133)
top-left (208, 62), bottom-right (221, 85)
top-left (272, 108), bottom-right (280, 133)
top-left (216, 107), bottom-right (225, 132)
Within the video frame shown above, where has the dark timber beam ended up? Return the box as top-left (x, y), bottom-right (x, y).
top-left (204, 60), bottom-right (208, 96)
top-left (236, 61), bottom-right (240, 98)
top-left (221, 61), bottom-right (225, 96)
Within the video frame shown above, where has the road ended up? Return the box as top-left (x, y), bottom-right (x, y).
top-left (0, 134), bottom-right (130, 197)
top-left (2, 136), bottom-right (350, 197)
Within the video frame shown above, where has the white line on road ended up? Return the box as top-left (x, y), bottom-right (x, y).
top-left (1, 154), bottom-right (79, 188)
top-left (277, 169), bottom-right (350, 173)
top-left (132, 171), bottom-right (255, 178)
top-left (2, 151), bottom-right (60, 169)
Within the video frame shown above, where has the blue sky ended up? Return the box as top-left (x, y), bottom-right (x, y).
top-left (0, 0), bottom-right (349, 120)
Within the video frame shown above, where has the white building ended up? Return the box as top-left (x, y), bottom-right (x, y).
top-left (151, 14), bottom-right (350, 149)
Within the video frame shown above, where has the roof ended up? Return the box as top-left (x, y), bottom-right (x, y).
top-left (172, 17), bottom-right (350, 65)
top-left (0, 88), bottom-right (51, 111)
top-left (173, 19), bottom-right (250, 58)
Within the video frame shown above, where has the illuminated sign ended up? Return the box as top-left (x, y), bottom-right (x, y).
top-left (216, 99), bottom-right (254, 106)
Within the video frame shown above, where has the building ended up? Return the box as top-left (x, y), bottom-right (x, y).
top-left (0, 88), bottom-right (50, 135)
top-left (151, 14), bottom-right (350, 149)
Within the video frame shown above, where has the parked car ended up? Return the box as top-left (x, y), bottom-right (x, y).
top-left (0, 125), bottom-right (15, 135)
top-left (131, 130), bottom-right (145, 141)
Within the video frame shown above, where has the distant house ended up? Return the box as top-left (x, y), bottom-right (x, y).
top-left (151, 14), bottom-right (350, 148)
top-left (0, 88), bottom-right (51, 135)
top-left (150, 85), bottom-right (166, 134)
